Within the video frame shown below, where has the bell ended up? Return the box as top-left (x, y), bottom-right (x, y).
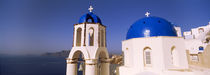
top-left (78, 62), bottom-right (83, 71)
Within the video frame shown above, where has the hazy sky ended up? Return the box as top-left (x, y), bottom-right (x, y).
top-left (0, 0), bottom-right (210, 55)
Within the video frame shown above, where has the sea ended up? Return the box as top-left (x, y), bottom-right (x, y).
top-left (0, 55), bottom-right (83, 75)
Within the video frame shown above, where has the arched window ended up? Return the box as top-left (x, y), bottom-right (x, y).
top-left (171, 46), bottom-right (175, 65)
top-left (76, 28), bottom-right (82, 46)
top-left (199, 46), bottom-right (204, 51)
top-left (198, 28), bottom-right (204, 33)
top-left (71, 50), bottom-right (85, 75)
top-left (98, 31), bottom-right (101, 47)
top-left (89, 28), bottom-right (94, 46)
top-left (143, 47), bottom-right (152, 67)
top-left (171, 46), bottom-right (178, 66)
top-left (101, 30), bottom-right (105, 47)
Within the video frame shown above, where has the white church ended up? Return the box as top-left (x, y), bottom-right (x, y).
top-left (66, 6), bottom-right (210, 75)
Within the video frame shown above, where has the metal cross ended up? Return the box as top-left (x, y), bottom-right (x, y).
top-left (145, 12), bottom-right (150, 17)
top-left (88, 5), bottom-right (93, 12)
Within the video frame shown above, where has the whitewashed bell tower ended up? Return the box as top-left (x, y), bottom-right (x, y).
top-left (66, 6), bottom-right (110, 75)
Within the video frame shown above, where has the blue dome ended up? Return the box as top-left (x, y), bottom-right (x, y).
top-left (126, 16), bottom-right (177, 40)
top-left (79, 12), bottom-right (102, 24)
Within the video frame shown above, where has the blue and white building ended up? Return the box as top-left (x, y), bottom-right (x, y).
top-left (66, 6), bottom-right (210, 75)
top-left (119, 12), bottom-right (193, 75)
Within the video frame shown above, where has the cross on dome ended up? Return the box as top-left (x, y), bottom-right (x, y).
top-left (145, 12), bottom-right (150, 17)
top-left (88, 5), bottom-right (93, 12)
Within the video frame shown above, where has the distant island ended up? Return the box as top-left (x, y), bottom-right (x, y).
top-left (41, 50), bottom-right (70, 57)
top-left (41, 50), bottom-right (123, 64)
top-left (42, 50), bottom-right (121, 57)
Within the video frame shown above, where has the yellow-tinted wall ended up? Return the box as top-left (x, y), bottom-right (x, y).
top-left (186, 45), bottom-right (210, 68)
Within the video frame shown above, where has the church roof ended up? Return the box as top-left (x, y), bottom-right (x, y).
top-left (126, 16), bottom-right (177, 40)
top-left (78, 12), bottom-right (102, 24)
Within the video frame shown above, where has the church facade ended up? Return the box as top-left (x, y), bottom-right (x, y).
top-left (66, 6), bottom-right (210, 75)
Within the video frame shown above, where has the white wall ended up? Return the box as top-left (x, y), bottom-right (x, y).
top-left (119, 36), bottom-right (189, 75)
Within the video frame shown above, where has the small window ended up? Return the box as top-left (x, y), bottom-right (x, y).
top-left (171, 46), bottom-right (178, 66)
top-left (199, 46), bottom-right (204, 51)
top-left (143, 47), bottom-right (152, 67)
top-left (198, 28), bottom-right (204, 33)
top-left (87, 19), bottom-right (93, 22)
top-left (190, 55), bottom-right (199, 62)
top-left (87, 18), bottom-right (94, 23)
top-left (145, 51), bottom-right (151, 64)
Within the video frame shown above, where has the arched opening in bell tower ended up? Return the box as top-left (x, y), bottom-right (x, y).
top-left (86, 17), bottom-right (95, 23)
top-left (101, 30), bottom-right (105, 47)
top-left (89, 27), bottom-right (94, 46)
top-left (97, 51), bottom-right (109, 75)
top-left (76, 28), bottom-right (82, 46)
top-left (72, 50), bottom-right (86, 75)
